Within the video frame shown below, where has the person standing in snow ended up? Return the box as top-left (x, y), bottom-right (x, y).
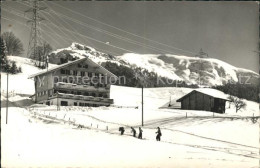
top-left (131, 127), bottom-right (136, 137)
top-left (119, 127), bottom-right (125, 135)
top-left (138, 127), bottom-right (143, 139)
top-left (156, 127), bottom-right (162, 141)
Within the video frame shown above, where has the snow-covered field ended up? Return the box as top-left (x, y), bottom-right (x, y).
top-left (1, 56), bottom-right (259, 168)
top-left (1, 104), bottom-right (259, 168)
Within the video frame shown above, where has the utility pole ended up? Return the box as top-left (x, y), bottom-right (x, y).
top-left (25, 0), bottom-right (47, 67)
top-left (57, 92), bottom-right (59, 111)
top-left (141, 84), bottom-right (144, 126)
top-left (46, 55), bottom-right (49, 100)
top-left (6, 72), bottom-right (9, 124)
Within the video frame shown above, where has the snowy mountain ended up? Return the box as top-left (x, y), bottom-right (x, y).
top-left (48, 42), bottom-right (259, 86)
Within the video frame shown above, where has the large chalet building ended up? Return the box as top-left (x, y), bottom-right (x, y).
top-left (28, 57), bottom-right (118, 107)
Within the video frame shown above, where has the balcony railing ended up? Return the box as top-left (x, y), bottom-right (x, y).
top-left (54, 82), bottom-right (108, 92)
top-left (50, 92), bottom-right (113, 104)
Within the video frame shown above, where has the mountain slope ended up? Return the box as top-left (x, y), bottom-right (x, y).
top-left (48, 43), bottom-right (259, 86)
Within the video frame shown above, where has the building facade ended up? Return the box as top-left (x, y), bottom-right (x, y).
top-left (176, 90), bottom-right (229, 113)
top-left (29, 57), bottom-right (117, 107)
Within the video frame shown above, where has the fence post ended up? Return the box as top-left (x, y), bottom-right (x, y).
top-left (186, 112), bottom-right (187, 118)
top-left (91, 123), bottom-right (92, 127)
top-left (106, 126), bottom-right (108, 131)
top-left (97, 124), bottom-right (98, 129)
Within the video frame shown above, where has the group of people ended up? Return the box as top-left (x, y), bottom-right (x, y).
top-left (119, 126), bottom-right (162, 141)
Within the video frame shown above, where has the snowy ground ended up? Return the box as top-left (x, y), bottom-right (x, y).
top-left (1, 105), bottom-right (259, 168)
top-left (1, 56), bottom-right (259, 167)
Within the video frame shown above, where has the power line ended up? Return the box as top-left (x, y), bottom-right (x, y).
top-left (2, 13), bottom-right (120, 56)
top-left (40, 12), bottom-right (72, 45)
top-left (4, 5), bottom-right (131, 54)
top-left (20, 1), bottom-right (178, 55)
top-left (2, 9), bottom-right (62, 49)
top-left (50, 1), bottom-right (196, 55)
top-left (45, 9), bottom-right (179, 55)
top-left (11, 2), bottom-right (137, 53)
top-left (43, 1), bottom-right (94, 47)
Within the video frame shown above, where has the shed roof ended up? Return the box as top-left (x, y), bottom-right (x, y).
top-left (176, 88), bottom-right (230, 102)
top-left (28, 57), bottom-right (118, 79)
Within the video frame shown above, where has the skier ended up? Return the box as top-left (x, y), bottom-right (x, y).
top-left (156, 127), bottom-right (162, 141)
top-left (119, 127), bottom-right (125, 135)
top-left (138, 127), bottom-right (143, 139)
top-left (131, 127), bottom-right (136, 137)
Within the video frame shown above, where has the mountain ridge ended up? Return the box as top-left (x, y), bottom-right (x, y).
top-left (48, 42), bottom-right (259, 86)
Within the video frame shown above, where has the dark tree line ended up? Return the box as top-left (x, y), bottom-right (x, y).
top-left (213, 82), bottom-right (258, 102)
top-left (101, 61), bottom-right (198, 88)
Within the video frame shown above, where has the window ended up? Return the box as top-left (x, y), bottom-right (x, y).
top-left (84, 64), bottom-right (88, 69)
top-left (84, 92), bottom-right (89, 96)
top-left (54, 77), bottom-right (58, 83)
top-left (91, 93), bottom-right (96, 97)
top-left (85, 72), bottom-right (88, 77)
top-left (81, 71), bottom-right (85, 76)
top-left (85, 103), bottom-right (89, 106)
top-left (73, 70), bottom-right (77, 76)
top-left (66, 70), bottom-right (70, 75)
top-left (74, 102), bottom-right (78, 106)
top-left (61, 101), bottom-right (68, 106)
top-left (63, 78), bottom-right (67, 83)
top-left (77, 91), bottom-right (81, 95)
top-left (61, 69), bottom-right (65, 74)
top-left (78, 64), bottom-right (82, 68)
top-left (88, 73), bottom-right (92, 78)
top-left (79, 102), bottom-right (84, 106)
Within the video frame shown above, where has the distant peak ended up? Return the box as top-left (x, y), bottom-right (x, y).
top-left (70, 42), bottom-right (96, 52)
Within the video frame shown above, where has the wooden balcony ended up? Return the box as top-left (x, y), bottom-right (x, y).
top-left (54, 82), bottom-right (109, 92)
top-left (50, 92), bottom-right (113, 104)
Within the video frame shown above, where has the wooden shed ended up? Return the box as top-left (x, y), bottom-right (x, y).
top-left (176, 89), bottom-right (230, 114)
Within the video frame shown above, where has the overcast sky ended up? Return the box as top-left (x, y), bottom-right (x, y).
top-left (1, 1), bottom-right (259, 72)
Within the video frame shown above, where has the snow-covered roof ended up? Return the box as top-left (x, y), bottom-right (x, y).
top-left (176, 88), bottom-right (230, 102)
top-left (28, 57), bottom-right (118, 79)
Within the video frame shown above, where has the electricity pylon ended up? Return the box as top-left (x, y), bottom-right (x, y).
top-left (25, 0), bottom-right (47, 67)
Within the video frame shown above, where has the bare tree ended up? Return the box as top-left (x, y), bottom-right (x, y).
top-left (1, 32), bottom-right (24, 56)
top-left (35, 41), bottom-right (53, 68)
top-left (229, 96), bottom-right (247, 113)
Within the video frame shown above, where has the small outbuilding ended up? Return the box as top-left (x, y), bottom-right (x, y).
top-left (176, 89), bottom-right (230, 114)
